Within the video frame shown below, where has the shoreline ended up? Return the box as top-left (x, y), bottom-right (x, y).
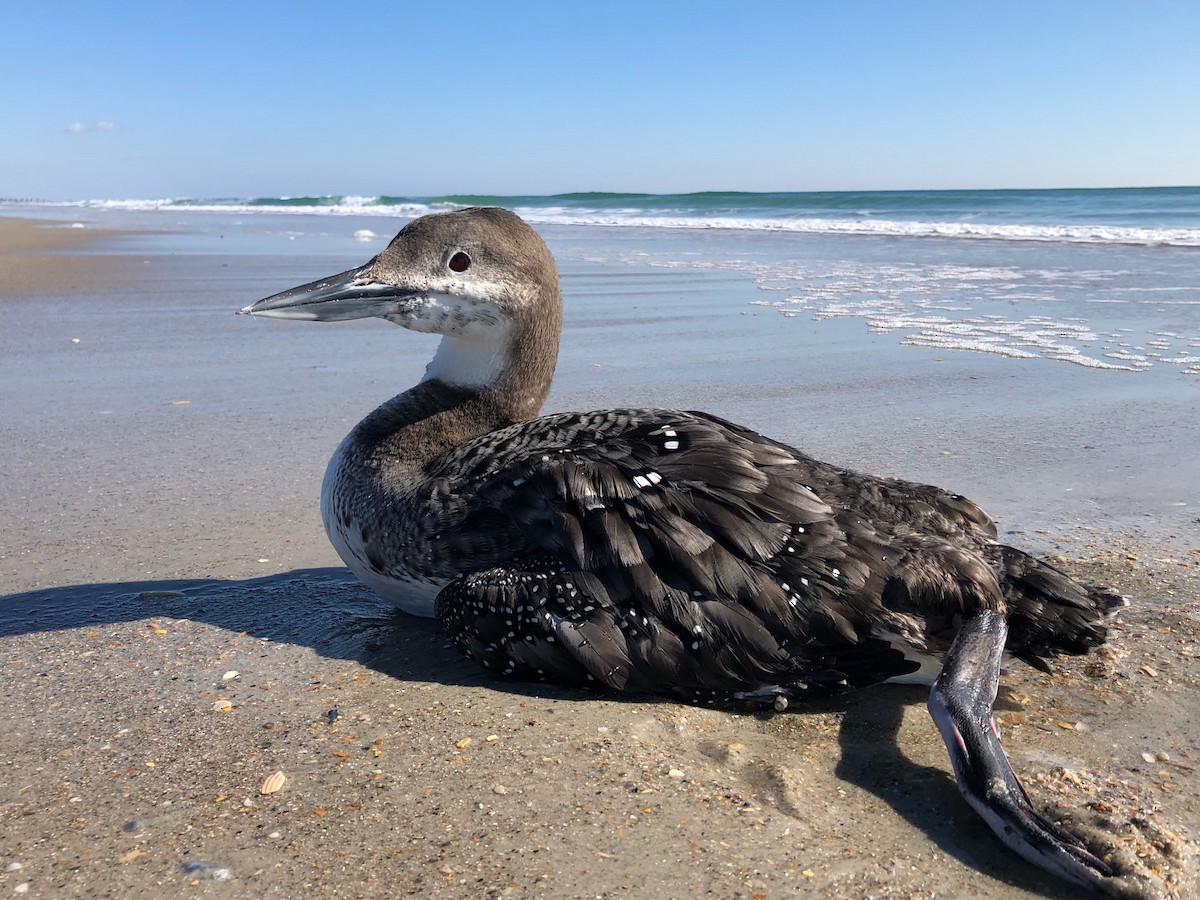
top-left (0, 216), bottom-right (123, 253)
top-left (1, 214), bottom-right (1197, 899)
top-left (0, 215), bottom-right (141, 297)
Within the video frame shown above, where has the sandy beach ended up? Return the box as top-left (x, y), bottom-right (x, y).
top-left (0, 218), bottom-right (143, 297)
top-left (2, 214), bottom-right (1198, 900)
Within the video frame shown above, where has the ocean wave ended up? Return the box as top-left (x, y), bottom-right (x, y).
top-left (24, 190), bottom-right (1200, 247)
top-left (57, 196), bottom-right (453, 218)
top-left (515, 211), bottom-right (1200, 246)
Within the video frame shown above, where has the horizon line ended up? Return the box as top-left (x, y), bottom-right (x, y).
top-left (4, 183), bottom-right (1200, 205)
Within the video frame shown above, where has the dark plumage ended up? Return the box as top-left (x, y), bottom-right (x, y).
top-left (241, 206), bottom-right (1126, 891)
top-left (431, 407), bottom-right (1117, 703)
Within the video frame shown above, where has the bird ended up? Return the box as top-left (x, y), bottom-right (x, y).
top-left (240, 206), bottom-right (1125, 890)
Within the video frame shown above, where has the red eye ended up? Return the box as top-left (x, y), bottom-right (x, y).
top-left (448, 251), bottom-right (471, 273)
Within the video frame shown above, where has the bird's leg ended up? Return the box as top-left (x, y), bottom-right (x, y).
top-left (928, 610), bottom-right (1113, 889)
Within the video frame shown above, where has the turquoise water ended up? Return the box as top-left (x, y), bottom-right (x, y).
top-left (12, 185), bottom-right (1200, 245)
top-left (5, 187), bottom-right (1199, 378)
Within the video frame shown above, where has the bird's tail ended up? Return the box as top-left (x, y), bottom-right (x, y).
top-left (986, 544), bottom-right (1126, 672)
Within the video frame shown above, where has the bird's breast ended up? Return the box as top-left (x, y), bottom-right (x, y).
top-left (321, 438), bottom-right (446, 617)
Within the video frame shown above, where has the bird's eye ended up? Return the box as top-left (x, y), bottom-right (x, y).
top-left (448, 251), bottom-right (471, 273)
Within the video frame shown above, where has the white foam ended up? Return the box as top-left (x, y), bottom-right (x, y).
top-left (513, 210), bottom-right (1200, 247)
top-left (648, 250), bottom-right (1194, 376)
top-left (32, 198), bottom-right (1200, 247)
top-left (55, 197), bottom-right (449, 219)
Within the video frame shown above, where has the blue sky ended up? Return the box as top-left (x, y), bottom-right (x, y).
top-left (2, 1), bottom-right (1198, 199)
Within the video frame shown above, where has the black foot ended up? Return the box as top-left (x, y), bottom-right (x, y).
top-left (929, 610), bottom-right (1113, 890)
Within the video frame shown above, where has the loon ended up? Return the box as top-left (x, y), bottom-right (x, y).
top-left (241, 206), bottom-right (1124, 890)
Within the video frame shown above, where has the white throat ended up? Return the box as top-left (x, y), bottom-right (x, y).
top-left (421, 330), bottom-right (513, 389)
top-left (388, 289), bottom-right (515, 390)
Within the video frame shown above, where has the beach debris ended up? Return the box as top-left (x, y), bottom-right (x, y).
top-left (259, 771), bottom-right (286, 794)
top-left (773, 695), bottom-right (788, 712)
top-left (171, 400), bottom-right (190, 405)
top-left (492, 784), bottom-right (509, 795)
top-left (454, 737), bottom-right (472, 749)
top-left (326, 708), bottom-right (339, 723)
top-left (70, 337), bottom-right (80, 344)
top-left (14, 884), bottom-right (29, 895)
top-left (118, 849), bottom-right (147, 863)
top-left (1030, 764), bottom-right (1198, 894)
top-left (180, 860), bottom-right (232, 881)
top-left (5, 863), bottom-right (22, 872)
top-left (221, 670), bottom-right (239, 682)
top-left (668, 768), bottom-right (685, 779)
top-left (211, 700), bottom-right (233, 713)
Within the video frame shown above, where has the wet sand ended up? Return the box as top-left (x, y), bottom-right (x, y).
top-left (0, 217), bottom-right (143, 297)
top-left (1, 215), bottom-right (1198, 899)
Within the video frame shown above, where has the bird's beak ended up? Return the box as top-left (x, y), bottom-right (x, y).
top-left (238, 262), bottom-right (417, 321)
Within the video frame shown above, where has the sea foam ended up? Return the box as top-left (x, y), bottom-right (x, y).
top-left (36, 188), bottom-right (1200, 247)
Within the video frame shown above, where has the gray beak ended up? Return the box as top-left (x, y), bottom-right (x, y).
top-left (238, 263), bottom-right (416, 321)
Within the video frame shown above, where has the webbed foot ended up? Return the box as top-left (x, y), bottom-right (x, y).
top-left (929, 610), bottom-right (1113, 890)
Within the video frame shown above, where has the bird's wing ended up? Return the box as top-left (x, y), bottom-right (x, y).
top-left (429, 410), bottom-right (924, 700)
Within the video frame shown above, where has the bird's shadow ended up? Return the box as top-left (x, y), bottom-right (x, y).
top-left (829, 687), bottom-right (1094, 898)
top-left (3, 568), bottom-right (1088, 898)
top-left (0, 567), bottom-right (587, 696)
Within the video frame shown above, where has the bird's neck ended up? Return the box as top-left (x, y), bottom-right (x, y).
top-left (352, 297), bottom-right (561, 477)
top-left (419, 280), bottom-right (561, 421)
top-left (352, 381), bottom-right (514, 474)
top-left (419, 326), bottom-right (555, 421)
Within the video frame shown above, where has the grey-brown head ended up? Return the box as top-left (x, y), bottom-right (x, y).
top-left (240, 207), bottom-right (563, 400)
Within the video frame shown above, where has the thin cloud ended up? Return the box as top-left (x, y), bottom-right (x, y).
top-left (68, 121), bottom-right (118, 134)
